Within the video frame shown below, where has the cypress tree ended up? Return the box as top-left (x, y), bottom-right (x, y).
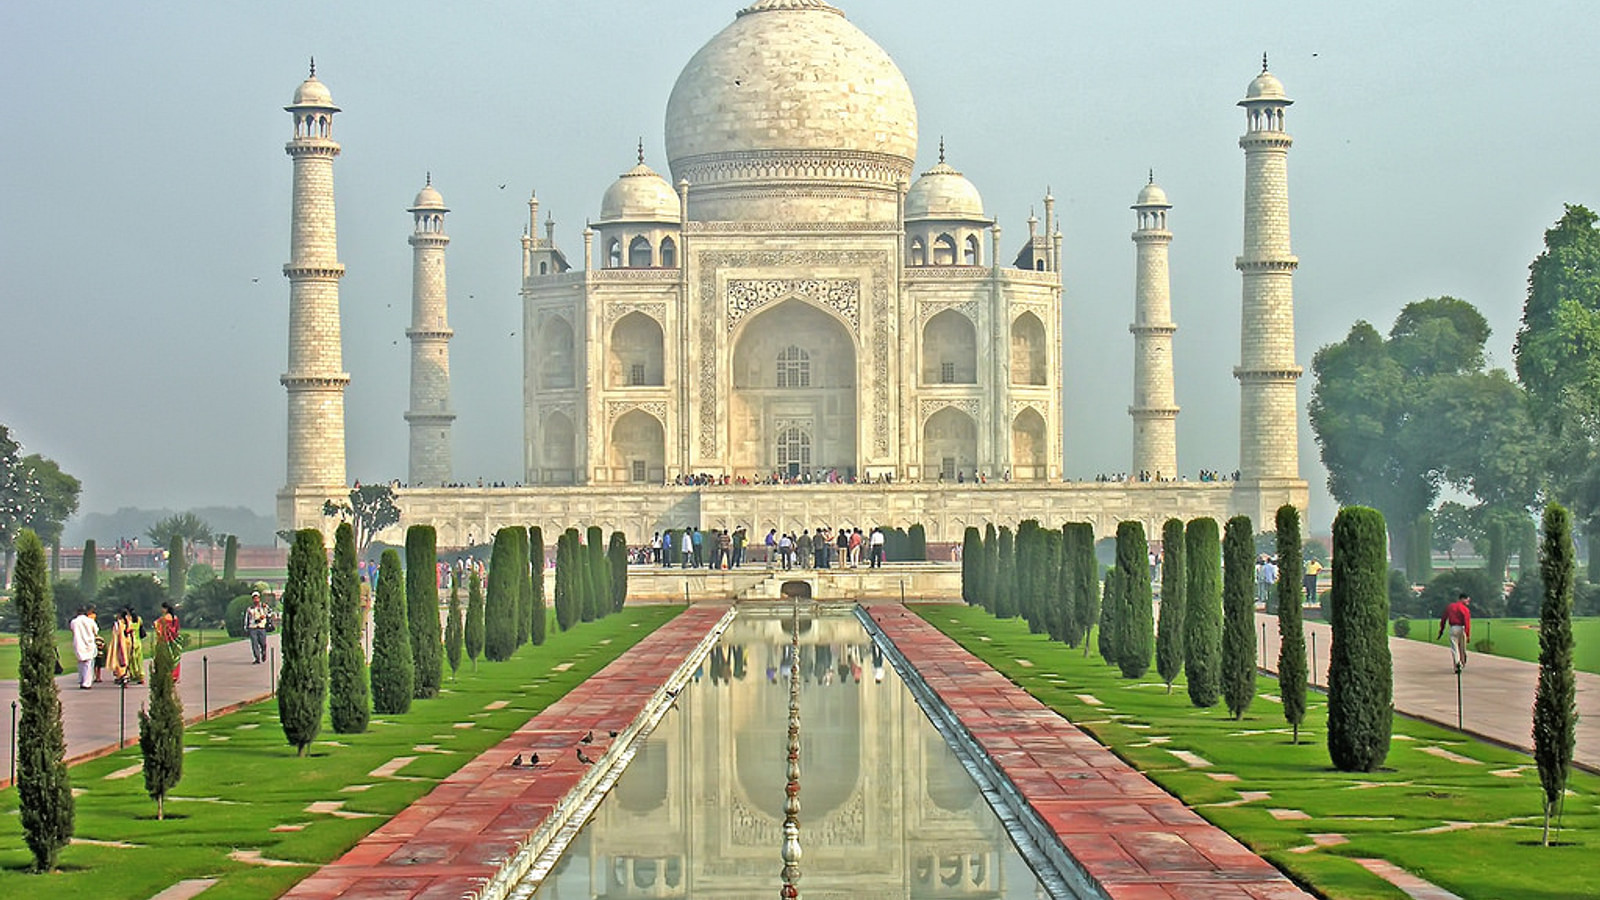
top-left (1486, 519), bottom-right (1509, 586)
top-left (1039, 529), bottom-right (1063, 640)
top-left (167, 534), bottom-right (185, 601)
top-left (138, 636), bottom-right (184, 819)
top-left (279, 529), bottom-right (329, 756)
top-left (370, 549), bottom-right (414, 714)
top-left (80, 538), bottom-right (98, 597)
top-left (981, 523), bottom-right (998, 612)
top-left (14, 530), bottom-right (73, 870)
top-left (1097, 568), bottom-right (1119, 665)
top-left (1156, 518), bottom-right (1186, 692)
top-left (444, 570), bottom-right (463, 678)
top-left (222, 534), bottom-right (238, 583)
top-left (1276, 505), bottom-right (1308, 743)
top-left (586, 525), bottom-right (607, 621)
top-left (608, 531), bottom-right (629, 613)
top-left (1015, 520), bottom-right (1039, 630)
top-left (1519, 518), bottom-right (1539, 581)
top-left (528, 526), bottom-right (547, 644)
top-left (1184, 517), bottom-right (1222, 708)
top-left (1115, 521), bottom-right (1153, 678)
top-left (484, 528), bottom-right (519, 660)
top-left (995, 526), bottom-right (1016, 618)
top-left (513, 526), bottom-right (531, 645)
top-left (464, 567), bottom-right (485, 669)
top-left (1221, 515), bottom-right (1256, 719)
top-left (405, 525), bottom-right (442, 699)
top-left (328, 522), bottom-right (369, 734)
top-left (908, 523), bottom-right (926, 561)
top-left (961, 527), bottom-right (982, 606)
top-left (554, 529), bottom-right (580, 631)
top-left (1534, 503), bottom-right (1576, 846)
top-left (1053, 525), bottom-right (1074, 643)
top-left (1327, 506), bottom-right (1393, 772)
top-left (1411, 513), bottom-right (1433, 585)
top-left (1066, 523), bottom-right (1098, 650)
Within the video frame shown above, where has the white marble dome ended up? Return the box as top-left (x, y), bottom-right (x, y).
top-left (905, 161), bottom-right (984, 221)
top-left (1244, 69), bottom-right (1288, 102)
top-left (1134, 180), bottom-right (1170, 208)
top-left (664, 0), bottom-right (918, 193)
top-left (291, 75), bottom-right (335, 108)
top-left (411, 181), bottom-right (446, 211)
top-left (600, 162), bottom-right (681, 223)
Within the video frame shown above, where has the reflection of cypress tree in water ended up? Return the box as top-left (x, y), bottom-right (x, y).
top-left (732, 645), bottom-right (747, 680)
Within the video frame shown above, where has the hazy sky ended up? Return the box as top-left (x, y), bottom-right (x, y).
top-left (3, 0), bottom-right (1595, 535)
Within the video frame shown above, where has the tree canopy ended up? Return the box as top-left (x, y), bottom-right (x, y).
top-left (0, 427), bottom-right (79, 566)
top-left (323, 484), bottom-right (402, 555)
top-left (148, 511), bottom-right (214, 550)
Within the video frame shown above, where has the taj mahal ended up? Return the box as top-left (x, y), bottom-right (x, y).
top-left (276, 0), bottom-right (1308, 547)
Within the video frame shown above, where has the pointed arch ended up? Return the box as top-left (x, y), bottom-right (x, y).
top-left (542, 410), bottom-right (576, 484)
top-left (933, 233), bottom-right (957, 266)
top-left (659, 236), bottom-right (677, 268)
top-left (609, 312), bottom-right (664, 387)
top-left (909, 236), bottom-right (927, 267)
top-left (922, 309), bottom-right (976, 384)
top-left (627, 235), bottom-right (652, 268)
top-left (538, 316), bottom-right (576, 390)
top-left (964, 234), bottom-right (981, 266)
top-left (1010, 311), bottom-right (1047, 385)
top-left (610, 410), bottom-right (665, 483)
top-left (923, 406), bottom-right (977, 481)
top-left (1011, 407), bottom-right (1047, 481)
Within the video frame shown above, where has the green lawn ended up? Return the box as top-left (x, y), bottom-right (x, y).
top-left (1402, 617), bottom-right (1600, 675)
top-left (0, 604), bottom-right (681, 898)
top-left (917, 604), bottom-right (1600, 900)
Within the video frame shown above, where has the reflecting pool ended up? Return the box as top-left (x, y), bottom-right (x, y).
top-left (526, 609), bottom-right (1047, 898)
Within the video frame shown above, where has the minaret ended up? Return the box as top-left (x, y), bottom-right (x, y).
top-left (1235, 55), bottom-right (1301, 483)
top-left (405, 175), bottom-right (455, 486)
top-left (1131, 173), bottom-right (1178, 479)
top-left (281, 60), bottom-right (349, 500)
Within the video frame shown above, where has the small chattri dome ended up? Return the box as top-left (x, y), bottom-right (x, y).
top-left (1244, 70), bottom-right (1288, 102)
top-left (600, 161), bottom-right (681, 223)
top-left (1134, 180), bottom-right (1169, 208)
top-left (411, 179), bottom-right (446, 211)
top-left (905, 160), bottom-right (985, 221)
top-left (291, 75), bottom-right (335, 108)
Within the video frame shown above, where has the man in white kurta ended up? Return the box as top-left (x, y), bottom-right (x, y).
top-left (69, 606), bottom-right (99, 690)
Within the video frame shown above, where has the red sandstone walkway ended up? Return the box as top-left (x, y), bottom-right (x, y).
top-left (867, 605), bottom-right (1311, 900)
top-left (283, 605), bottom-right (729, 900)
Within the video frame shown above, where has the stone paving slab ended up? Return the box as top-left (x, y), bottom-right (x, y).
top-left (282, 606), bottom-right (727, 900)
top-left (867, 605), bottom-right (1312, 900)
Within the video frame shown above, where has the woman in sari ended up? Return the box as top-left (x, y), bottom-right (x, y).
top-left (106, 608), bottom-right (133, 684)
top-left (126, 608), bottom-right (146, 684)
top-left (155, 601), bottom-right (182, 683)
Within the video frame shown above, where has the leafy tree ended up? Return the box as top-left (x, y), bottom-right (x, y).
top-left (139, 637), bottom-right (184, 819)
top-left (329, 523), bottom-right (369, 734)
top-left (1327, 506), bottom-right (1394, 772)
top-left (528, 527), bottom-right (547, 645)
top-left (1184, 517), bottom-right (1222, 708)
top-left (148, 511), bottom-right (213, 552)
top-left (444, 571), bottom-right (463, 678)
top-left (370, 549), bottom-right (413, 713)
top-left (166, 534), bottom-right (186, 601)
top-left (405, 525), bottom-right (443, 699)
top-left (13, 530), bottom-right (73, 870)
top-left (1097, 568), bottom-right (1119, 665)
top-left (1534, 503), bottom-right (1577, 846)
top-left (464, 567), bottom-right (485, 668)
top-left (961, 527), bottom-right (982, 606)
top-left (1311, 298), bottom-right (1539, 568)
top-left (1276, 505), bottom-right (1308, 743)
top-left (1302, 539), bottom-right (1330, 567)
top-left (484, 528), bottom-right (519, 659)
top-left (1515, 206), bottom-right (1600, 549)
top-left (1114, 521), bottom-right (1153, 679)
top-left (1065, 523), bottom-right (1098, 649)
top-left (995, 526), bottom-right (1016, 619)
top-left (1432, 500), bottom-right (1474, 562)
top-left (222, 534), bottom-right (238, 582)
top-left (80, 539), bottom-right (98, 596)
top-left (1221, 516), bottom-right (1257, 719)
top-left (322, 484), bottom-right (402, 556)
top-left (20, 454), bottom-right (79, 577)
top-left (1156, 518), bottom-right (1186, 692)
top-left (608, 531), bottom-right (629, 613)
top-left (98, 573), bottom-right (166, 623)
top-left (181, 577), bottom-right (250, 628)
top-left (278, 529), bottom-right (329, 756)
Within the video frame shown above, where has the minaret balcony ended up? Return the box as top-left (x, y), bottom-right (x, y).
top-left (405, 327), bottom-right (454, 340)
top-left (1234, 257), bottom-right (1298, 273)
top-left (1233, 366), bottom-right (1303, 382)
top-left (284, 140), bottom-right (341, 157)
top-left (283, 263), bottom-right (346, 279)
top-left (1128, 323), bottom-right (1178, 336)
top-left (281, 373), bottom-right (351, 389)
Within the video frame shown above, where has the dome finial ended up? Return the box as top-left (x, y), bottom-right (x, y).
top-left (637, 138), bottom-right (645, 166)
top-left (1149, 168), bottom-right (1154, 185)
top-left (938, 136), bottom-right (946, 165)
top-left (425, 170), bottom-right (431, 187)
top-left (309, 56), bottom-right (316, 78)
top-left (1261, 52), bottom-right (1269, 73)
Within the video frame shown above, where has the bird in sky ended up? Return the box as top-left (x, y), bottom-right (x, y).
top-left (251, 277), bottom-right (260, 283)
top-left (498, 183), bottom-right (507, 190)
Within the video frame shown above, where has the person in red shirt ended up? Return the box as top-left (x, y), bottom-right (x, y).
top-left (1437, 592), bottom-right (1472, 673)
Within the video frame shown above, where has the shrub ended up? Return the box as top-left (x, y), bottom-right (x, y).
top-left (183, 577), bottom-right (250, 628)
top-left (370, 549), bottom-right (413, 714)
top-left (1393, 616), bottom-right (1411, 638)
top-left (224, 595), bottom-right (253, 638)
top-left (1221, 516), bottom-right (1256, 719)
top-left (187, 562), bottom-right (216, 588)
top-left (1276, 505), bottom-right (1308, 742)
top-left (50, 579), bottom-right (87, 630)
top-left (1156, 518), bottom-right (1186, 692)
top-left (1422, 568), bottom-right (1501, 619)
top-left (1327, 506), bottom-right (1393, 773)
top-left (329, 522), bottom-right (369, 734)
top-left (1114, 521), bottom-right (1153, 679)
top-left (405, 525), bottom-right (442, 699)
top-left (278, 529), bottom-right (329, 756)
top-left (100, 573), bottom-right (166, 624)
top-left (139, 637), bottom-right (184, 819)
top-left (14, 530), bottom-right (74, 870)
top-left (1183, 518), bottom-right (1222, 709)
top-left (1388, 569), bottom-right (1418, 619)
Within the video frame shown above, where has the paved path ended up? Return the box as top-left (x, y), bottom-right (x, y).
top-left (870, 605), bottom-right (1310, 900)
top-left (1255, 613), bottom-right (1600, 772)
top-left (0, 631), bottom-right (278, 786)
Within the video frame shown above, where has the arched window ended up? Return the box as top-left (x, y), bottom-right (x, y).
top-left (628, 235), bottom-right (652, 268)
top-left (539, 261), bottom-right (549, 275)
top-left (776, 345), bottom-right (810, 388)
top-left (607, 239), bottom-right (622, 268)
top-left (909, 237), bottom-right (926, 267)
top-left (538, 317), bottom-right (576, 389)
top-left (964, 234), bottom-right (980, 266)
top-left (1010, 312), bottom-right (1047, 386)
top-left (922, 310), bottom-right (977, 385)
top-left (933, 234), bottom-right (957, 266)
top-left (776, 427), bottom-right (812, 476)
top-left (659, 236), bottom-right (677, 268)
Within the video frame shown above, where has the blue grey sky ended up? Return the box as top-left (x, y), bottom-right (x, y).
top-left (2, 1), bottom-right (1594, 535)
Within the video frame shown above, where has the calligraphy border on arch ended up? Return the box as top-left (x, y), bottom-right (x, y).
top-left (603, 301), bottom-right (668, 327)
top-left (726, 279), bottom-right (859, 334)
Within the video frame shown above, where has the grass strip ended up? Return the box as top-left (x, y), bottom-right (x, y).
top-left (914, 603), bottom-right (1600, 900)
top-left (1399, 617), bottom-right (1600, 675)
top-left (0, 604), bottom-right (681, 898)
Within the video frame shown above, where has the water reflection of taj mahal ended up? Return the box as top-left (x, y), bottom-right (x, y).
top-left (276, 0), bottom-right (1308, 543)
